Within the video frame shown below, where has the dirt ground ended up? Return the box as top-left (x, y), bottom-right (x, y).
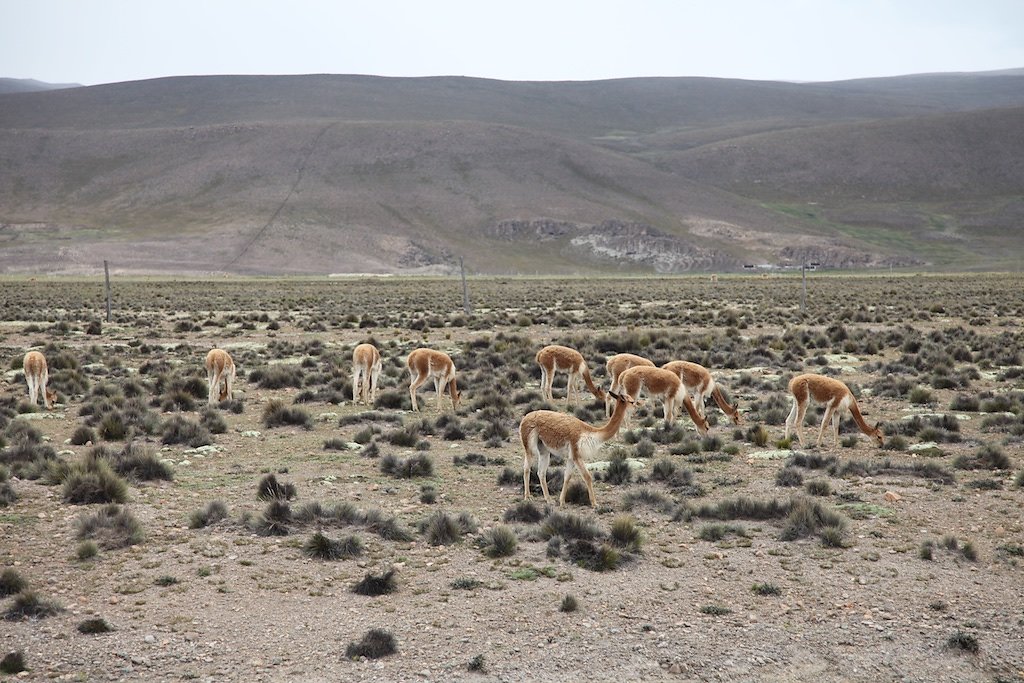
top-left (1, 275), bottom-right (1022, 683)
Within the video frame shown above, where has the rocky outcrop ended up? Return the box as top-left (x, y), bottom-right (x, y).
top-left (490, 218), bottom-right (733, 272)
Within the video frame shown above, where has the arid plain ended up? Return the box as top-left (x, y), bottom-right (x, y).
top-left (1, 273), bottom-right (1022, 682)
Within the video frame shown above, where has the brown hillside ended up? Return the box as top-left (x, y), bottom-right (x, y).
top-left (1, 72), bottom-right (1023, 274)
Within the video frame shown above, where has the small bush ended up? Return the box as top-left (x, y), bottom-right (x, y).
top-left (779, 498), bottom-right (846, 542)
top-left (188, 500), bottom-right (229, 529)
top-left (419, 484), bottom-right (437, 504)
top-left (75, 504), bottom-right (144, 549)
top-left (609, 515), bottom-right (642, 552)
top-left (250, 365), bottom-right (304, 390)
top-left (540, 510), bottom-right (602, 541)
top-left (379, 453), bottom-right (433, 478)
top-left (345, 629), bottom-right (397, 660)
top-left (421, 510), bottom-right (469, 546)
top-left (161, 416), bottom-right (212, 447)
top-left (257, 474), bottom-right (297, 501)
top-left (950, 394), bottom-right (980, 411)
top-left (0, 569), bottom-right (27, 597)
top-left (747, 424), bottom-right (770, 447)
top-left (98, 411), bottom-right (128, 441)
top-left (77, 617), bottom-right (113, 634)
top-left (504, 500), bottom-right (545, 524)
top-left (621, 488), bottom-right (676, 514)
top-left (262, 399), bottom-right (312, 430)
top-left (881, 435), bottom-right (908, 451)
top-left (451, 577), bottom-right (484, 590)
top-left (954, 444), bottom-right (1011, 470)
top-left (775, 466), bottom-right (804, 487)
top-left (961, 541), bottom-right (978, 562)
top-left (304, 531), bottom-right (363, 560)
top-left (908, 387), bottom-right (933, 405)
top-left (62, 455), bottom-right (129, 505)
top-left (752, 582), bottom-right (782, 596)
top-left (76, 541), bottom-right (99, 560)
top-left (700, 604), bottom-right (732, 616)
top-left (352, 569), bottom-right (397, 596)
top-left (385, 426), bottom-right (420, 447)
top-left (604, 453), bottom-right (633, 485)
top-left (559, 594), bottom-right (579, 613)
top-left (4, 590), bottom-right (64, 620)
top-left (695, 496), bottom-right (790, 521)
top-left (361, 509), bottom-right (414, 541)
top-left (251, 500), bottom-right (292, 536)
top-left (819, 524), bottom-right (847, 548)
top-left (467, 653), bottom-right (486, 672)
top-left (565, 539), bottom-right (622, 572)
top-left (70, 425), bottom-right (96, 446)
top-left (698, 523), bottom-right (746, 542)
top-left (480, 525), bottom-right (518, 558)
top-left (803, 478), bottom-right (831, 495)
top-left (946, 630), bottom-right (979, 654)
top-left (633, 439), bottom-right (656, 458)
top-left (0, 469), bottom-right (13, 507)
top-left (200, 408), bottom-right (228, 434)
top-left (0, 651), bottom-right (26, 674)
top-left (113, 442), bottom-right (172, 482)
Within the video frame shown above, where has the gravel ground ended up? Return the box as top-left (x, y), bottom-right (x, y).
top-left (2, 280), bottom-right (1022, 683)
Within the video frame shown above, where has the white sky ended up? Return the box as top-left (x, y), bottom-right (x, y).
top-left (2, 0), bottom-right (1023, 86)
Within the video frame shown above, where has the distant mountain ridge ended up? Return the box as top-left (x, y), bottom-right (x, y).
top-left (0, 71), bottom-right (1022, 275)
top-left (0, 78), bottom-right (81, 94)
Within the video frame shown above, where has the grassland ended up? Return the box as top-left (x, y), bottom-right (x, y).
top-left (0, 273), bottom-right (1022, 682)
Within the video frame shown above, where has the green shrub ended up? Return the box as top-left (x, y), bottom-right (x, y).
top-left (609, 515), bottom-right (642, 552)
top-left (189, 500), bottom-right (228, 529)
top-left (161, 416), bottom-right (212, 447)
top-left (261, 400), bottom-right (312, 430)
top-left (751, 582), bottom-right (781, 596)
top-left (75, 504), bottom-right (144, 548)
top-left (304, 531), bottom-right (363, 560)
top-left (62, 455), bottom-right (129, 505)
top-left (4, 590), bottom-right (64, 620)
top-left (480, 525), bottom-right (518, 558)
top-left (0, 568), bottom-right (27, 597)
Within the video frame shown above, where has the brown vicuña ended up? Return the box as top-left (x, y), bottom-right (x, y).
top-left (604, 352), bottom-right (654, 416)
top-left (618, 365), bottom-right (709, 435)
top-left (520, 390), bottom-right (635, 507)
top-left (407, 348), bottom-right (460, 412)
top-left (352, 343), bottom-right (382, 405)
top-left (536, 344), bottom-right (605, 405)
top-left (205, 348), bottom-right (236, 406)
top-left (785, 373), bottom-right (884, 448)
top-left (662, 360), bottom-right (743, 425)
top-left (23, 350), bottom-right (57, 410)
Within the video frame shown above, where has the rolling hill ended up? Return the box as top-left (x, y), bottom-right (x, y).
top-left (1, 71), bottom-right (1022, 275)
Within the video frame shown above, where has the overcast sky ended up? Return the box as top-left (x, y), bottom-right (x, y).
top-left (3, 0), bottom-right (1023, 86)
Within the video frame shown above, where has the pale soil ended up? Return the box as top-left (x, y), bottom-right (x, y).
top-left (1, 283), bottom-right (1022, 683)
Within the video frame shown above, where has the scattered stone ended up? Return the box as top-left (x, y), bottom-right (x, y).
top-left (748, 449), bottom-right (796, 460)
top-left (587, 458), bottom-right (646, 472)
